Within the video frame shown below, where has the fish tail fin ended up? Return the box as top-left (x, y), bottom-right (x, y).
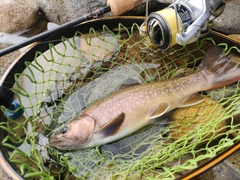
top-left (199, 46), bottom-right (240, 89)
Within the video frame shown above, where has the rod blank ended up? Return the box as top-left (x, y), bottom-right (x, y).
top-left (0, 6), bottom-right (111, 57)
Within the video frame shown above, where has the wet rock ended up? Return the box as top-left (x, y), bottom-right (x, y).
top-left (32, 0), bottom-right (112, 24)
top-left (169, 95), bottom-right (227, 144)
top-left (226, 149), bottom-right (240, 176)
top-left (32, 0), bottom-right (72, 25)
top-left (225, 0), bottom-right (240, 3)
top-left (205, 83), bottom-right (239, 101)
top-left (194, 168), bottom-right (216, 180)
top-left (212, 159), bottom-right (240, 180)
top-left (80, 32), bottom-right (119, 62)
top-left (8, 152), bottom-right (41, 176)
top-left (20, 15), bottom-right (48, 38)
top-left (9, 116), bottom-right (27, 141)
top-left (212, 2), bottom-right (240, 34)
top-left (232, 100), bottom-right (240, 130)
top-left (0, 0), bottom-right (39, 33)
top-left (195, 149), bottom-right (240, 180)
top-left (32, 0), bottom-right (162, 25)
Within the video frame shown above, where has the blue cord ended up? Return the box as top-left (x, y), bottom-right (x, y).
top-left (5, 101), bottom-right (24, 120)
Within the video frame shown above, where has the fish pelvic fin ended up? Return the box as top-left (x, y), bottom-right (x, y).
top-left (149, 103), bottom-right (170, 119)
top-left (199, 46), bottom-right (240, 89)
top-left (96, 113), bottom-right (125, 137)
top-left (178, 93), bottom-right (205, 108)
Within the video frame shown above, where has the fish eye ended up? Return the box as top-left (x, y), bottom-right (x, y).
top-left (60, 126), bottom-right (68, 134)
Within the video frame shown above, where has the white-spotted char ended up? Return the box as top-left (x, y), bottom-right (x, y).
top-left (49, 46), bottom-right (240, 150)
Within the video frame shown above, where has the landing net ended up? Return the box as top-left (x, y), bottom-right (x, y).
top-left (0, 23), bottom-right (239, 179)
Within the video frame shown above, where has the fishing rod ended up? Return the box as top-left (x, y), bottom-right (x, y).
top-left (0, 0), bottom-right (147, 57)
top-left (0, 6), bottom-right (110, 57)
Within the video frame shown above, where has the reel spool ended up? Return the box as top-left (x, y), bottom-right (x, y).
top-left (147, 0), bottom-right (212, 50)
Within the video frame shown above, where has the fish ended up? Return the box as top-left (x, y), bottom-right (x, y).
top-left (49, 46), bottom-right (240, 150)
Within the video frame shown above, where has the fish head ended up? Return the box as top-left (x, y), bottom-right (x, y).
top-left (49, 114), bottom-right (96, 150)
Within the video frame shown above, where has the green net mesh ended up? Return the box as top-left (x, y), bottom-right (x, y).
top-left (0, 23), bottom-right (240, 179)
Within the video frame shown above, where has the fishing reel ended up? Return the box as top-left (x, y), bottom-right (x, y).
top-left (146, 0), bottom-right (223, 50)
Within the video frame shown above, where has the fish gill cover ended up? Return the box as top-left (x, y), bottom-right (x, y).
top-left (0, 23), bottom-right (239, 179)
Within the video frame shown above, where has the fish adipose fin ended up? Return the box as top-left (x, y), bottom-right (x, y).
top-left (199, 46), bottom-right (240, 90)
top-left (97, 113), bottom-right (125, 137)
top-left (149, 103), bottom-right (170, 119)
top-left (178, 93), bottom-right (205, 108)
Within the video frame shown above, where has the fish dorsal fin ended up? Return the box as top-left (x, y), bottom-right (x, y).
top-left (97, 113), bottom-right (125, 137)
top-left (149, 103), bottom-right (170, 119)
top-left (178, 93), bottom-right (204, 108)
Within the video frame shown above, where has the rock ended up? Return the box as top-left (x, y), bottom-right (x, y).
top-left (195, 148), bottom-right (240, 180)
top-left (0, 0), bottom-right (39, 33)
top-left (232, 100), bottom-right (240, 135)
top-left (20, 15), bottom-right (48, 38)
top-left (169, 95), bottom-right (227, 144)
top-left (212, 2), bottom-right (240, 34)
top-left (226, 149), bottom-right (240, 176)
top-left (225, 0), bottom-right (240, 3)
top-left (211, 160), bottom-right (240, 180)
top-left (32, 0), bottom-right (110, 25)
top-left (32, 0), bottom-right (163, 25)
top-left (205, 83), bottom-right (239, 101)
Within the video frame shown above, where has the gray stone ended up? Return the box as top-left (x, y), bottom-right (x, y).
top-left (0, 0), bottom-right (39, 33)
top-left (212, 2), bottom-right (240, 34)
top-left (211, 155), bottom-right (240, 180)
top-left (225, 0), bottom-right (240, 3)
top-left (32, 0), bottom-right (109, 25)
top-left (32, 0), bottom-right (162, 25)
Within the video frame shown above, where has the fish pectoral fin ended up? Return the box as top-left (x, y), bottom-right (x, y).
top-left (178, 93), bottom-right (204, 108)
top-left (96, 112), bottom-right (125, 137)
top-left (149, 103), bottom-right (170, 119)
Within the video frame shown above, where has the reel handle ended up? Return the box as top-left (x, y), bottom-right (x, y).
top-left (107, 0), bottom-right (146, 15)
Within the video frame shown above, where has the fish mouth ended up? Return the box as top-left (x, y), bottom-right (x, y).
top-left (49, 137), bottom-right (61, 145)
top-left (49, 137), bottom-right (82, 150)
top-left (49, 136), bottom-right (78, 147)
top-left (48, 137), bottom-right (63, 147)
